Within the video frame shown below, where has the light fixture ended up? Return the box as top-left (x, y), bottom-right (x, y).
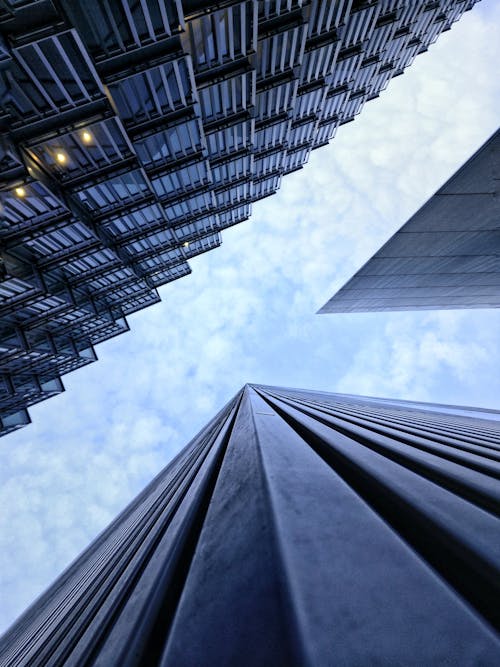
top-left (56, 151), bottom-right (67, 165)
top-left (82, 130), bottom-right (92, 144)
top-left (183, 241), bottom-right (189, 248)
top-left (15, 187), bottom-right (26, 198)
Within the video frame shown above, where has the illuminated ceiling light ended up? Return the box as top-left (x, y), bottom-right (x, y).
top-left (183, 241), bottom-right (189, 248)
top-left (56, 151), bottom-right (67, 164)
top-left (82, 130), bottom-right (92, 144)
top-left (15, 187), bottom-right (26, 198)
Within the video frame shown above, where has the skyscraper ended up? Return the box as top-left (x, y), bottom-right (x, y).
top-left (319, 127), bottom-right (500, 313)
top-left (0, 0), bottom-right (480, 435)
top-left (0, 384), bottom-right (498, 665)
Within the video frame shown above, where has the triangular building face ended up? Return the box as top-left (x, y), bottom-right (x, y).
top-left (319, 128), bottom-right (500, 313)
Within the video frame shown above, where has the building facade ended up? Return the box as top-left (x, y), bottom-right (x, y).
top-left (0, 0), bottom-right (479, 434)
top-left (319, 127), bottom-right (500, 313)
top-left (0, 384), bottom-right (499, 665)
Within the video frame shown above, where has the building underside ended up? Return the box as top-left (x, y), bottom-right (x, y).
top-left (0, 384), bottom-right (499, 666)
top-left (0, 0), bottom-right (479, 434)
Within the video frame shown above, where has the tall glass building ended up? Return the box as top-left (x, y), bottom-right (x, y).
top-left (319, 127), bottom-right (500, 313)
top-left (0, 384), bottom-right (499, 665)
top-left (0, 0), bottom-right (479, 434)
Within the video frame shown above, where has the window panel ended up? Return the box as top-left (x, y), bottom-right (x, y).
top-left (134, 119), bottom-right (202, 166)
top-left (109, 58), bottom-right (193, 125)
top-left (185, 2), bottom-right (255, 72)
top-left (27, 119), bottom-right (132, 182)
top-left (11, 32), bottom-right (102, 123)
top-left (257, 25), bottom-right (306, 79)
top-left (58, 0), bottom-right (183, 57)
top-left (76, 170), bottom-right (149, 212)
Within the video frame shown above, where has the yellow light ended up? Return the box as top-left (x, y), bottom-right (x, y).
top-left (15, 187), bottom-right (26, 198)
top-left (82, 131), bottom-right (92, 144)
top-left (56, 152), bottom-right (67, 164)
top-left (183, 241), bottom-right (189, 248)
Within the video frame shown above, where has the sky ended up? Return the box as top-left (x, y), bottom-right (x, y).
top-left (1, 0), bottom-right (500, 635)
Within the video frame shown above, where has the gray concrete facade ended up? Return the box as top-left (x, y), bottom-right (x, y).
top-left (319, 128), bottom-right (500, 313)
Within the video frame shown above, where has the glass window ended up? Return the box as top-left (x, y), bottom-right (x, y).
top-left (76, 170), bottom-right (149, 212)
top-left (109, 58), bottom-right (193, 125)
top-left (186, 3), bottom-right (253, 72)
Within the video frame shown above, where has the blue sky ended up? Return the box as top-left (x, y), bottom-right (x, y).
top-left (1, 1), bottom-right (500, 634)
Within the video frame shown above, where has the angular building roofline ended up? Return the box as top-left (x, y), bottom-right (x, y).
top-left (319, 126), bottom-right (500, 313)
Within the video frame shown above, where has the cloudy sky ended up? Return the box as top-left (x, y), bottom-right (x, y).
top-left (1, 0), bottom-right (500, 634)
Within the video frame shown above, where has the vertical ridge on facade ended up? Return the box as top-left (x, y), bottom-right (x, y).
top-left (254, 385), bottom-right (500, 631)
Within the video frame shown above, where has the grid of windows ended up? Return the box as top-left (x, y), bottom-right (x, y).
top-left (0, 0), bottom-right (479, 433)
